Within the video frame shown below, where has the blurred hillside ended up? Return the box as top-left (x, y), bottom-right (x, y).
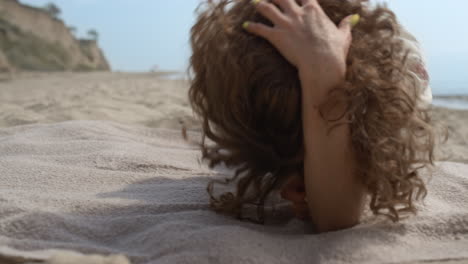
top-left (0, 0), bottom-right (109, 72)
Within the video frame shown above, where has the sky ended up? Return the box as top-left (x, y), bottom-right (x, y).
top-left (20, 0), bottom-right (468, 94)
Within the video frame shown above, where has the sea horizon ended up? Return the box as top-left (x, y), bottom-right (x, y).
top-left (432, 95), bottom-right (468, 110)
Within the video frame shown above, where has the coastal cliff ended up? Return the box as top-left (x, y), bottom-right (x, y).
top-left (0, 0), bottom-right (110, 72)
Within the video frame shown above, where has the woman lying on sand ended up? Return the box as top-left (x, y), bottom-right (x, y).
top-left (187, 0), bottom-right (435, 233)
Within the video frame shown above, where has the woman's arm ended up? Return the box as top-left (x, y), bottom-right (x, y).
top-left (299, 69), bottom-right (366, 232)
top-left (243, 0), bottom-right (366, 232)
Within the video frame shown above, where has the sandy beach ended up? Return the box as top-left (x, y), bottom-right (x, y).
top-left (0, 72), bottom-right (200, 130)
top-left (0, 71), bottom-right (466, 163)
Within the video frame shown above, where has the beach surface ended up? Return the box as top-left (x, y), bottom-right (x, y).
top-left (0, 72), bottom-right (200, 131)
top-left (0, 71), bottom-right (466, 163)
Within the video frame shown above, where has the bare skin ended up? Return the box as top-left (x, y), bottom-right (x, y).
top-left (244, 0), bottom-right (366, 232)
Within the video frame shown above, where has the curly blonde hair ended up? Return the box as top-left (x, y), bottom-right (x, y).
top-left (186, 0), bottom-right (436, 224)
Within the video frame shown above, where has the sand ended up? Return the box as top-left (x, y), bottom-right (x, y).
top-left (0, 71), bottom-right (200, 131)
top-left (0, 71), bottom-right (466, 163)
top-left (0, 72), bottom-right (467, 264)
top-left (431, 107), bottom-right (468, 163)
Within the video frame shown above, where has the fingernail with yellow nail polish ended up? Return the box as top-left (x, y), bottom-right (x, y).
top-left (350, 14), bottom-right (360, 27)
top-left (242, 21), bottom-right (250, 29)
top-left (251, 0), bottom-right (261, 5)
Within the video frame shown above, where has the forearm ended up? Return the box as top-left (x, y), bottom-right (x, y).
top-left (299, 70), bottom-right (366, 233)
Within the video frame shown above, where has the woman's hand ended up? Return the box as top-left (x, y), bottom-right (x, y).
top-left (280, 173), bottom-right (309, 220)
top-left (243, 0), bottom-right (359, 102)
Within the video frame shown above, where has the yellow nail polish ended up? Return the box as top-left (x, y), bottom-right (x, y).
top-left (350, 14), bottom-right (360, 27)
top-left (242, 21), bottom-right (250, 29)
top-left (251, 0), bottom-right (261, 5)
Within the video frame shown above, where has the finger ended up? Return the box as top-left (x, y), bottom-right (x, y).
top-left (339, 14), bottom-right (360, 33)
top-left (299, 0), bottom-right (316, 6)
top-left (284, 173), bottom-right (304, 190)
top-left (281, 187), bottom-right (306, 203)
top-left (280, 174), bottom-right (305, 199)
top-left (293, 0), bottom-right (304, 6)
top-left (338, 14), bottom-right (359, 55)
top-left (271, 0), bottom-right (300, 14)
top-left (254, 1), bottom-right (289, 26)
top-left (243, 21), bottom-right (275, 41)
top-left (293, 203), bottom-right (310, 220)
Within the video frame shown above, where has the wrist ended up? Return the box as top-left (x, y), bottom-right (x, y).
top-left (298, 68), bottom-right (346, 107)
top-left (299, 66), bottom-right (349, 122)
top-left (298, 63), bottom-right (346, 87)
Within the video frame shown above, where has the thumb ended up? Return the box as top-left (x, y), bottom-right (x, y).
top-left (338, 14), bottom-right (360, 55)
top-left (280, 176), bottom-right (306, 203)
top-left (338, 14), bottom-right (360, 33)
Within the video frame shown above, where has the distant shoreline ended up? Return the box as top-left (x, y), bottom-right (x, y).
top-left (2, 70), bottom-right (467, 105)
top-left (433, 95), bottom-right (468, 110)
top-left (434, 95), bottom-right (468, 101)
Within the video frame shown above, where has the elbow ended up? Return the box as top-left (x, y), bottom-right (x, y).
top-left (307, 192), bottom-right (366, 233)
top-left (312, 216), bottom-right (361, 233)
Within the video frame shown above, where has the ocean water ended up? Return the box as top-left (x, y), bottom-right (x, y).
top-left (432, 96), bottom-right (468, 110)
top-left (162, 72), bottom-right (468, 110)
